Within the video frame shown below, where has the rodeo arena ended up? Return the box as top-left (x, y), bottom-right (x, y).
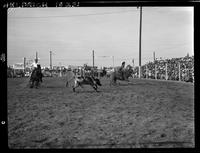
top-left (7, 52), bottom-right (194, 148)
top-left (7, 7), bottom-right (194, 149)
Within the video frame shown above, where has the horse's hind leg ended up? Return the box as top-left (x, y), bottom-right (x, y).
top-left (30, 81), bottom-right (34, 88)
top-left (110, 78), bottom-right (117, 86)
top-left (35, 81), bottom-right (39, 88)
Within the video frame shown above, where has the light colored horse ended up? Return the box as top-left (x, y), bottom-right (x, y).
top-left (65, 71), bottom-right (76, 87)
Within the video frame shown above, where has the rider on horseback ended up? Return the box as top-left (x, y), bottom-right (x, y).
top-left (30, 63), bottom-right (42, 82)
top-left (37, 64), bottom-right (43, 82)
top-left (119, 61), bottom-right (128, 81)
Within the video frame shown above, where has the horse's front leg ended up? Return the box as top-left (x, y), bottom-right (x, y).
top-left (72, 80), bottom-right (80, 92)
top-left (73, 84), bottom-right (81, 92)
top-left (110, 77), bottom-right (115, 86)
top-left (110, 78), bottom-right (117, 86)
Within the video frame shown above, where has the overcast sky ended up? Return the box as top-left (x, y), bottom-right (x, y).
top-left (7, 7), bottom-right (193, 68)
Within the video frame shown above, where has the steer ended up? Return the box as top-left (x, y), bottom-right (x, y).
top-left (73, 76), bottom-right (102, 92)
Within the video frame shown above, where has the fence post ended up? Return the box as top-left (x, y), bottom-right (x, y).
top-left (59, 67), bottom-right (62, 77)
top-left (165, 63), bottom-right (168, 80)
top-left (155, 64), bottom-right (157, 80)
top-left (146, 65), bottom-right (148, 79)
top-left (179, 62), bottom-right (181, 81)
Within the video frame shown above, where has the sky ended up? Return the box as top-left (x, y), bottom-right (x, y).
top-left (7, 7), bottom-right (193, 68)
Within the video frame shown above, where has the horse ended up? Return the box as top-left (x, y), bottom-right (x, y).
top-left (110, 65), bottom-right (133, 85)
top-left (29, 67), bottom-right (43, 88)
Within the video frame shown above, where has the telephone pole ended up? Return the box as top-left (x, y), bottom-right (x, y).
top-left (35, 52), bottom-right (38, 63)
top-left (138, 6), bottom-right (142, 79)
top-left (50, 51), bottom-right (52, 70)
top-left (23, 57), bottom-right (26, 73)
top-left (92, 50), bottom-right (94, 68)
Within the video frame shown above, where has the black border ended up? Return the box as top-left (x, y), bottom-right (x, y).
top-left (1, 0), bottom-right (8, 151)
top-left (1, 0), bottom-right (199, 152)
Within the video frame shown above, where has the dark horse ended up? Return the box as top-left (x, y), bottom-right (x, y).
top-left (29, 65), bottom-right (43, 88)
top-left (110, 65), bottom-right (133, 85)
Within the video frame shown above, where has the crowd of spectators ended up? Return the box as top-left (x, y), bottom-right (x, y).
top-left (134, 55), bottom-right (194, 83)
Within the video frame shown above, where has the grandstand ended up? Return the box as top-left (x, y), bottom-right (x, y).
top-left (133, 55), bottom-right (194, 82)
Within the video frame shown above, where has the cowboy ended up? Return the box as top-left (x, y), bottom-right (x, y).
top-left (37, 64), bottom-right (43, 82)
top-left (30, 61), bottom-right (37, 74)
top-left (119, 61), bottom-right (126, 80)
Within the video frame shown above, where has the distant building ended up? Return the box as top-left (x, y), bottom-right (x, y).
top-left (68, 65), bottom-right (83, 70)
top-left (13, 63), bottom-right (24, 70)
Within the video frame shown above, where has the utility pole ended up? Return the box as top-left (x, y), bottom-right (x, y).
top-left (50, 51), bottom-right (52, 70)
top-left (146, 65), bottom-right (148, 79)
top-left (92, 50), bottom-right (94, 77)
top-left (138, 6), bottom-right (142, 79)
top-left (23, 57), bottom-right (26, 73)
top-left (35, 52), bottom-right (38, 64)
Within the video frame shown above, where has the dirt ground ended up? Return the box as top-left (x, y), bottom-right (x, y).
top-left (7, 76), bottom-right (194, 148)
